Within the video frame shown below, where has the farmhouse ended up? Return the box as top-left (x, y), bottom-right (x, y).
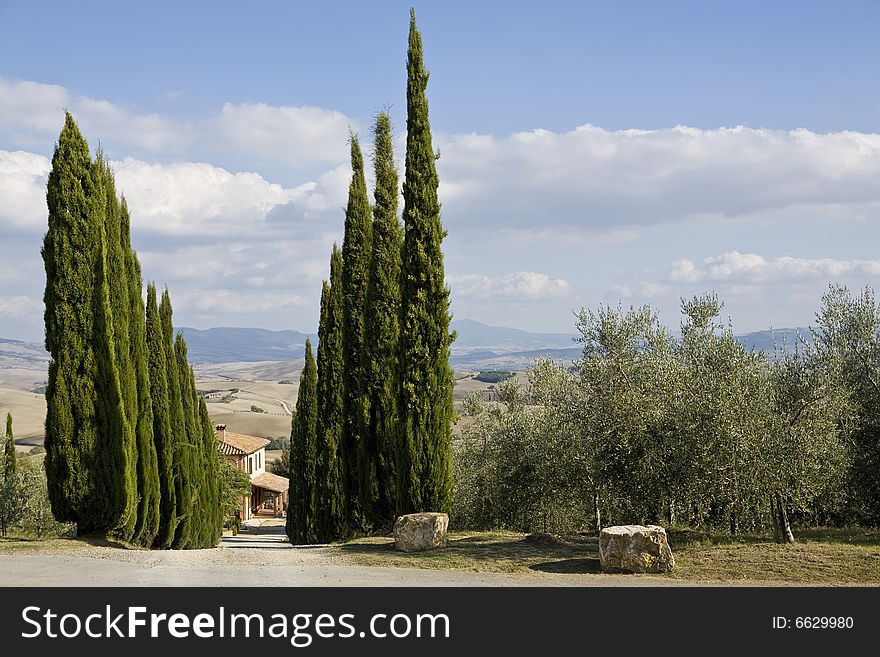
top-left (215, 424), bottom-right (289, 521)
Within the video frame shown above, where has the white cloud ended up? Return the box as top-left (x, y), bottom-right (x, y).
top-left (0, 79), bottom-right (68, 134)
top-left (113, 157), bottom-right (320, 237)
top-left (173, 288), bottom-right (306, 314)
top-left (450, 271), bottom-right (570, 300)
top-left (0, 295), bottom-right (42, 319)
top-left (0, 150), bottom-right (50, 230)
top-left (0, 78), bottom-right (186, 153)
top-left (437, 124), bottom-right (880, 232)
top-left (214, 102), bottom-right (354, 170)
top-left (668, 252), bottom-right (880, 284)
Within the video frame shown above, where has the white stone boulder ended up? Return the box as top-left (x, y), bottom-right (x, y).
top-left (393, 513), bottom-right (449, 552)
top-left (599, 525), bottom-right (675, 573)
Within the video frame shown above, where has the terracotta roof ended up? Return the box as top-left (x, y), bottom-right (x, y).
top-left (215, 428), bottom-right (270, 455)
top-left (250, 471), bottom-right (289, 493)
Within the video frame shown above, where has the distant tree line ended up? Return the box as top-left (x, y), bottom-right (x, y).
top-left (454, 287), bottom-right (880, 541)
top-left (42, 115), bottom-right (224, 548)
top-left (474, 371), bottom-right (515, 384)
top-left (286, 11), bottom-right (455, 544)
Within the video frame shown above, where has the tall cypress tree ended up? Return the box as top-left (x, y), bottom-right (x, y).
top-left (399, 10), bottom-right (455, 514)
top-left (341, 135), bottom-right (373, 531)
top-left (43, 113), bottom-right (102, 527)
top-left (3, 412), bottom-right (15, 479)
top-left (146, 284), bottom-right (177, 547)
top-left (160, 292), bottom-right (192, 549)
top-left (43, 113), bottom-right (133, 534)
top-left (314, 247), bottom-right (346, 541)
top-left (172, 332), bottom-right (199, 548)
top-left (287, 339), bottom-right (318, 545)
top-left (126, 209), bottom-right (161, 547)
top-left (96, 153), bottom-right (139, 541)
top-left (197, 394), bottom-right (223, 546)
top-left (364, 112), bottom-right (403, 525)
top-left (88, 166), bottom-right (132, 535)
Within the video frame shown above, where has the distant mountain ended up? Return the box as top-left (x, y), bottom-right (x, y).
top-left (177, 327), bottom-right (317, 363)
top-left (0, 338), bottom-right (49, 367)
top-left (0, 323), bottom-right (816, 370)
top-left (735, 327), bottom-right (813, 354)
top-left (450, 319), bottom-right (578, 354)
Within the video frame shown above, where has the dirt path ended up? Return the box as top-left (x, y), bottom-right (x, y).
top-left (0, 531), bottom-right (707, 587)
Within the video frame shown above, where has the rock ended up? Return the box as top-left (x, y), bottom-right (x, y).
top-left (598, 525), bottom-right (675, 573)
top-left (393, 513), bottom-right (449, 552)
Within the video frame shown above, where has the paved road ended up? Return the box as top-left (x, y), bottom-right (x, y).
top-left (0, 528), bottom-right (707, 587)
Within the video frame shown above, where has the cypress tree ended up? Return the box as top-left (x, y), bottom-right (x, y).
top-left (96, 154), bottom-right (139, 541)
top-left (146, 284), bottom-right (177, 547)
top-left (88, 168), bottom-right (132, 535)
top-left (364, 112), bottom-right (403, 525)
top-left (314, 247), bottom-right (346, 541)
top-left (197, 395), bottom-right (223, 545)
top-left (161, 292), bottom-right (192, 549)
top-left (399, 10), bottom-right (455, 514)
top-left (287, 339), bottom-right (318, 545)
top-left (43, 113), bottom-right (103, 527)
top-left (172, 333), bottom-right (198, 548)
top-left (127, 213), bottom-right (161, 547)
top-left (43, 113), bottom-right (133, 535)
top-left (3, 412), bottom-right (15, 478)
top-left (341, 134), bottom-right (373, 531)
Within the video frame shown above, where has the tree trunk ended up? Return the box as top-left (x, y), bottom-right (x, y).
top-left (772, 494), bottom-right (795, 543)
top-left (729, 506), bottom-right (738, 535)
top-left (668, 498), bottom-right (676, 527)
top-left (593, 490), bottom-right (601, 532)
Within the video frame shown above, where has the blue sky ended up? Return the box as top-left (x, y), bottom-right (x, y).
top-left (1, 1), bottom-right (879, 341)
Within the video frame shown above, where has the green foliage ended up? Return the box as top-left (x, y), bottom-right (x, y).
top-left (250, 405), bottom-right (265, 414)
top-left (96, 155), bottom-right (139, 542)
top-left (314, 252), bottom-right (345, 541)
top-left (218, 454), bottom-right (252, 519)
top-left (287, 339), bottom-right (318, 544)
top-left (363, 112), bottom-right (403, 527)
top-left (474, 371), bottom-right (515, 384)
top-left (398, 10), bottom-right (455, 514)
top-left (3, 412), bottom-right (14, 479)
top-left (42, 113), bottom-right (103, 528)
top-left (146, 284), bottom-right (177, 547)
top-left (812, 284), bottom-right (880, 523)
top-left (158, 299), bottom-right (192, 549)
top-left (341, 134), bottom-right (373, 531)
top-left (197, 395), bottom-right (223, 546)
top-left (454, 293), bottom-right (854, 538)
top-left (128, 245), bottom-right (160, 547)
top-left (42, 114), bottom-right (134, 536)
top-left (267, 436), bottom-right (290, 451)
top-left (270, 449), bottom-right (290, 476)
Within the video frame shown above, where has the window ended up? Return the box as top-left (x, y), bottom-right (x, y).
top-left (248, 457), bottom-right (253, 474)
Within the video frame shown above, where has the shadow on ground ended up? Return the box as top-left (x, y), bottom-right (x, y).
top-left (341, 532), bottom-right (602, 573)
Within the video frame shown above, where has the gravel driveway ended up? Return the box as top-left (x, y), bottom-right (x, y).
top-left (0, 526), bottom-right (699, 587)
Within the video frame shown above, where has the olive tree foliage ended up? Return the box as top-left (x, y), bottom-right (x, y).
top-left (811, 284), bottom-right (880, 523)
top-left (453, 293), bottom-right (851, 538)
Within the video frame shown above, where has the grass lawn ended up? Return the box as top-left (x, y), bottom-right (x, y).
top-left (339, 528), bottom-right (880, 585)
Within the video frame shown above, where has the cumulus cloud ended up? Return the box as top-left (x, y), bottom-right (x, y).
top-left (0, 295), bottom-right (42, 319)
top-left (667, 252), bottom-right (880, 284)
top-left (214, 103), bottom-right (354, 170)
top-left (0, 78), bottom-right (187, 154)
top-left (113, 158), bottom-right (322, 237)
top-left (0, 78), bottom-right (356, 171)
top-left (437, 124), bottom-right (880, 232)
top-left (173, 288), bottom-right (306, 314)
top-left (0, 150), bottom-right (50, 231)
top-left (450, 271), bottom-right (570, 300)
